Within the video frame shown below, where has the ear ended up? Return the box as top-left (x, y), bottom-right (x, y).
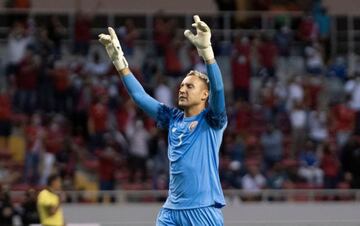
top-left (201, 89), bottom-right (209, 101)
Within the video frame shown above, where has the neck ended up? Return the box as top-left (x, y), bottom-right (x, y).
top-left (47, 187), bottom-right (56, 193)
top-left (184, 105), bottom-right (205, 117)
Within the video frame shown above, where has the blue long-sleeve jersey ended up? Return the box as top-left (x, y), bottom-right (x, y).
top-left (121, 63), bottom-right (227, 209)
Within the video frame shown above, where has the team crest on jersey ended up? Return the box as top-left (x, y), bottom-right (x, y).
top-left (189, 121), bottom-right (198, 131)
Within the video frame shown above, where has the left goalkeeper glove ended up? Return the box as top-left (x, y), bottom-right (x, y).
top-left (184, 15), bottom-right (214, 61)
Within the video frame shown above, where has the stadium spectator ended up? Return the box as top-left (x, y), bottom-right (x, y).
top-left (328, 56), bottom-right (347, 82)
top-left (260, 78), bottom-right (280, 122)
top-left (0, 89), bottom-right (12, 151)
top-left (342, 135), bottom-right (360, 188)
top-left (298, 14), bottom-right (318, 43)
top-left (41, 120), bottom-right (64, 185)
top-left (70, 73), bottom-right (92, 139)
top-left (0, 161), bottom-right (21, 185)
top-left (320, 143), bottom-right (340, 188)
top-left (118, 19), bottom-right (139, 57)
top-left (84, 51), bottom-right (109, 78)
top-left (20, 188), bottom-right (40, 226)
top-left (88, 94), bottom-right (109, 151)
top-left (126, 118), bottom-right (150, 183)
top-left (228, 133), bottom-right (245, 171)
top-left (164, 36), bottom-right (183, 78)
top-left (330, 96), bottom-right (355, 147)
top-left (154, 75), bottom-right (173, 107)
top-left (298, 140), bottom-right (324, 187)
top-left (14, 47), bottom-right (40, 114)
top-left (344, 74), bottom-right (360, 135)
top-left (308, 108), bottom-right (328, 145)
top-left (6, 21), bottom-right (32, 79)
top-left (148, 130), bottom-right (168, 190)
top-left (260, 124), bottom-right (283, 169)
top-left (314, 7), bottom-right (331, 60)
top-left (241, 162), bottom-right (266, 201)
top-left (153, 15), bottom-right (174, 57)
top-left (231, 35), bottom-right (251, 101)
top-left (50, 60), bottom-right (71, 114)
top-left (303, 75), bottom-right (323, 110)
top-left (73, 0), bottom-right (99, 56)
top-left (304, 44), bottom-right (324, 75)
top-left (23, 113), bottom-right (44, 184)
top-left (232, 99), bottom-right (252, 134)
top-left (267, 162), bottom-right (288, 190)
top-left (257, 33), bottom-right (278, 77)
top-left (223, 133), bottom-right (245, 189)
top-left (56, 136), bottom-right (77, 187)
top-left (0, 186), bottom-right (17, 226)
top-left (46, 16), bottom-right (66, 58)
top-left (286, 76), bottom-right (304, 111)
top-left (96, 145), bottom-right (119, 202)
top-left (73, 12), bottom-right (91, 56)
top-left (290, 101), bottom-right (307, 156)
top-left (275, 25), bottom-right (292, 82)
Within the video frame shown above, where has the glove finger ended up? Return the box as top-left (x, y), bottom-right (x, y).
top-left (193, 15), bottom-right (201, 23)
top-left (197, 21), bottom-right (209, 32)
top-left (108, 27), bottom-right (118, 41)
top-left (184, 29), bottom-right (196, 43)
top-left (108, 27), bottom-right (122, 50)
top-left (98, 34), bottom-right (111, 45)
top-left (98, 34), bottom-right (111, 40)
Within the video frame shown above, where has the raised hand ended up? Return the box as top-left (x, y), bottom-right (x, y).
top-left (98, 27), bottom-right (128, 71)
top-left (184, 15), bottom-right (214, 61)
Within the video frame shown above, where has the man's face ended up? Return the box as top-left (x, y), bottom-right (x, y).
top-left (52, 177), bottom-right (62, 191)
top-left (178, 75), bottom-right (208, 108)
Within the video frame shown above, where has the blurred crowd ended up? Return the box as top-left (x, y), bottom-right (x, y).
top-left (0, 1), bottom-right (360, 207)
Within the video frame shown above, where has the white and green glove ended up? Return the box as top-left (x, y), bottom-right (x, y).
top-left (98, 27), bottom-right (129, 71)
top-left (184, 15), bottom-right (214, 61)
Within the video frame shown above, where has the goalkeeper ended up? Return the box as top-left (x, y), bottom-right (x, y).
top-left (99, 15), bottom-right (227, 225)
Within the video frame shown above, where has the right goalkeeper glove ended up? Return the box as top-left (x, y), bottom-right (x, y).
top-left (98, 27), bottom-right (129, 71)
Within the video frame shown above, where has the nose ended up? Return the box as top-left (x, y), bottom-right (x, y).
top-left (179, 86), bottom-right (186, 94)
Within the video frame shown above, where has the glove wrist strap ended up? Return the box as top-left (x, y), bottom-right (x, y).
top-left (198, 46), bottom-right (214, 62)
top-left (113, 57), bottom-right (129, 71)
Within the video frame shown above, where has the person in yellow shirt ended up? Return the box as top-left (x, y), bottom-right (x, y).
top-left (37, 174), bottom-right (65, 226)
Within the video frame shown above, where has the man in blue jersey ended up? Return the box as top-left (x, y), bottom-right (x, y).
top-left (99, 15), bottom-right (227, 226)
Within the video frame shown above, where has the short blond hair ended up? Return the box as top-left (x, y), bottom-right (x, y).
top-left (186, 70), bottom-right (209, 89)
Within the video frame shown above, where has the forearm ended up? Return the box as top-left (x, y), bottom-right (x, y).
top-left (119, 68), bottom-right (160, 119)
top-left (205, 58), bottom-right (216, 64)
top-left (206, 62), bottom-right (225, 114)
top-left (47, 203), bottom-right (61, 216)
top-left (118, 67), bottom-right (131, 76)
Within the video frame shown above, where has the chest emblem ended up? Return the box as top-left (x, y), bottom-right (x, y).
top-left (189, 121), bottom-right (198, 131)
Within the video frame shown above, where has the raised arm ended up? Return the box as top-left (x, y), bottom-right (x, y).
top-left (206, 62), bottom-right (225, 114)
top-left (184, 16), bottom-right (226, 115)
top-left (98, 27), bottom-right (161, 119)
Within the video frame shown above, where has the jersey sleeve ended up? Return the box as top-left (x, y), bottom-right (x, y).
top-left (156, 104), bottom-right (182, 129)
top-left (121, 73), bottom-right (161, 120)
top-left (205, 109), bottom-right (227, 129)
top-left (122, 73), bottom-right (181, 129)
top-left (205, 62), bottom-right (227, 129)
top-left (37, 191), bottom-right (52, 207)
